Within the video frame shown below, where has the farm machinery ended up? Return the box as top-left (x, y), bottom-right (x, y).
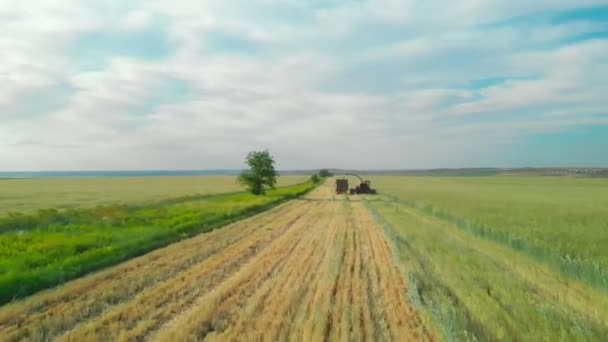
top-left (335, 174), bottom-right (377, 195)
top-left (336, 179), bottom-right (349, 194)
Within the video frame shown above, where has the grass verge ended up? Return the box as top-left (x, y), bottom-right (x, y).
top-left (0, 181), bottom-right (317, 305)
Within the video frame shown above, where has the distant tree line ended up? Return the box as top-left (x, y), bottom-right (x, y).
top-left (310, 169), bottom-right (333, 184)
top-left (319, 169), bottom-right (333, 178)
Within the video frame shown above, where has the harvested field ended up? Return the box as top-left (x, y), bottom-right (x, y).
top-left (0, 182), bottom-right (431, 342)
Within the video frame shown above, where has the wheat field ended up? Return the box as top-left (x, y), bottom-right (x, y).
top-left (0, 181), bottom-right (432, 342)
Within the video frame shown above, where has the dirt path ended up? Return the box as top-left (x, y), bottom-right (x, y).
top-left (0, 182), bottom-right (432, 342)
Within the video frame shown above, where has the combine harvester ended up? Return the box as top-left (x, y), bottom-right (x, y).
top-left (335, 174), bottom-right (377, 195)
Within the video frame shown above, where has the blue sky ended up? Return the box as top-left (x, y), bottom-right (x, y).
top-left (1, 1), bottom-right (607, 170)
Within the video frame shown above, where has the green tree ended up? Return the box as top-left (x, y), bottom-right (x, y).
top-left (239, 150), bottom-right (278, 195)
top-left (310, 174), bottom-right (321, 184)
top-left (319, 169), bottom-right (332, 178)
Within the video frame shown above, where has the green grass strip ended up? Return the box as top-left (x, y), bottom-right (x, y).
top-left (0, 181), bottom-right (318, 305)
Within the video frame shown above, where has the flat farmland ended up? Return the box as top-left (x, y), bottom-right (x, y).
top-left (0, 182), bottom-right (432, 341)
top-left (0, 176), bottom-right (308, 215)
top-left (0, 178), bottom-right (314, 304)
top-left (3, 175), bottom-right (604, 341)
top-left (366, 175), bottom-right (608, 340)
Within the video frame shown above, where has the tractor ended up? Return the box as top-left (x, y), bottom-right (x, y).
top-left (335, 174), bottom-right (377, 195)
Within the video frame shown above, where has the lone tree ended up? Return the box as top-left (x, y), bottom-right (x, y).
top-left (239, 150), bottom-right (278, 195)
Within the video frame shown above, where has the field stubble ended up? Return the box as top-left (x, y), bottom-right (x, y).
top-left (0, 181), bottom-right (431, 341)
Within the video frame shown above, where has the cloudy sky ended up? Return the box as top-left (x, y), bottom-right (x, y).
top-left (1, 1), bottom-right (607, 170)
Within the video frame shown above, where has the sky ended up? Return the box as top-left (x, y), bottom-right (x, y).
top-left (1, 1), bottom-right (607, 171)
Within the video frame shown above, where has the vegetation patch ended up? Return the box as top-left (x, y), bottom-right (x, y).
top-left (0, 181), bottom-right (316, 304)
top-left (371, 176), bottom-right (608, 291)
top-left (381, 194), bottom-right (608, 291)
top-left (365, 175), bottom-right (608, 340)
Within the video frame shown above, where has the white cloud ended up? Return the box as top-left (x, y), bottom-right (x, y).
top-left (122, 10), bottom-right (155, 31)
top-left (0, 1), bottom-right (607, 170)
